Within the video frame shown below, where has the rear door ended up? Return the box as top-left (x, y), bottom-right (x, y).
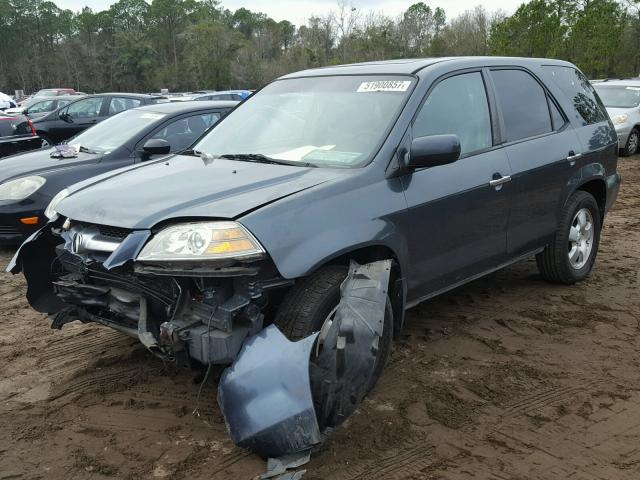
top-left (403, 70), bottom-right (512, 299)
top-left (488, 68), bottom-right (583, 257)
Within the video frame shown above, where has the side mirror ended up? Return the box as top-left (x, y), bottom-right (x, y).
top-left (59, 111), bottom-right (73, 123)
top-left (408, 134), bottom-right (461, 169)
top-left (142, 138), bottom-right (171, 157)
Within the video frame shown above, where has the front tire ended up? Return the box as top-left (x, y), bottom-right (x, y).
top-left (274, 265), bottom-right (393, 391)
top-left (536, 191), bottom-right (601, 284)
top-left (621, 128), bottom-right (639, 157)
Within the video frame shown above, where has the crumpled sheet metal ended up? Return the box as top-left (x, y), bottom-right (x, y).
top-left (217, 325), bottom-right (321, 458)
top-left (311, 259), bottom-right (391, 430)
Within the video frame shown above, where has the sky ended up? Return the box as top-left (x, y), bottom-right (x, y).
top-left (54, 0), bottom-right (519, 26)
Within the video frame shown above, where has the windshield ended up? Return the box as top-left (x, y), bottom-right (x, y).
top-left (194, 75), bottom-right (414, 167)
top-left (594, 85), bottom-right (640, 108)
top-left (68, 109), bottom-right (166, 154)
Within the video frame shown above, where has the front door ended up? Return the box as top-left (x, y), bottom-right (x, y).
top-left (402, 71), bottom-right (512, 302)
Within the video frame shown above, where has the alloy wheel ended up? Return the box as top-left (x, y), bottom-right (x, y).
top-left (568, 207), bottom-right (594, 270)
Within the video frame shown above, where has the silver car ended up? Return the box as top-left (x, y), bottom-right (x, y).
top-left (594, 80), bottom-right (640, 156)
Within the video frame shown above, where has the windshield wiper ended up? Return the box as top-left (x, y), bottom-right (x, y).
top-left (219, 153), bottom-right (317, 168)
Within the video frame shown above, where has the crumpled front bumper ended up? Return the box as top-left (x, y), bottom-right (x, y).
top-left (8, 221), bottom-right (266, 365)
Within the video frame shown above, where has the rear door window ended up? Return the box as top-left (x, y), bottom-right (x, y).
top-left (65, 97), bottom-right (104, 119)
top-left (491, 69), bottom-right (552, 142)
top-left (542, 66), bottom-right (608, 125)
top-left (413, 72), bottom-right (493, 156)
top-left (109, 97), bottom-right (143, 115)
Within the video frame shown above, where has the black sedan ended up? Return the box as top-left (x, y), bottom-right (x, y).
top-left (0, 100), bottom-right (237, 243)
top-left (32, 93), bottom-right (166, 147)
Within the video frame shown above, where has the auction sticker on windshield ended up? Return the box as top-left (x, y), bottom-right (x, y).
top-left (357, 80), bottom-right (412, 93)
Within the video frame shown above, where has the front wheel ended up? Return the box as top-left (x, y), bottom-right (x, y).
top-left (536, 191), bottom-right (602, 284)
top-left (274, 265), bottom-right (393, 392)
top-left (621, 128), bottom-right (639, 157)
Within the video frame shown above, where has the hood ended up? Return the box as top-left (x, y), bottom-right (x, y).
top-left (606, 107), bottom-right (634, 117)
top-left (0, 148), bottom-right (103, 183)
top-left (57, 154), bottom-right (347, 229)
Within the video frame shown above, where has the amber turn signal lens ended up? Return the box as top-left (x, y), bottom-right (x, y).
top-left (19, 216), bottom-right (39, 225)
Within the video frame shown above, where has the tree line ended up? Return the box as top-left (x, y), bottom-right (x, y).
top-left (0, 0), bottom-right (639, 95)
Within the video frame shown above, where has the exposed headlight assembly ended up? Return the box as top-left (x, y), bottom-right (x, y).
top-left (137, 221), bottom-right (265, 263)
top-left (0, 176), bottom-right (46, 201)
top-left (44, 188), bottom-right (70, 219)
top-left (612, 113), bottom-right (629, 125)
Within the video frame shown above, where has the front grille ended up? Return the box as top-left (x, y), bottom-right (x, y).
top-left (77, 223), bottom-right (132, 240)
top-left (97, 224), bottom-right (131, 240)
top-left (0, 226), bottom-right (20, 236)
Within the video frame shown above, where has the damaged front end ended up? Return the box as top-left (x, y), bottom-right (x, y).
top-left (10, 219), bottom-right (394, 468)
top-left (9, 218), bottom-right (290, 366)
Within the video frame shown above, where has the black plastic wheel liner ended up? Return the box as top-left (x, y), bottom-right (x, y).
top-left (310, 259), bottom-right (391, 431)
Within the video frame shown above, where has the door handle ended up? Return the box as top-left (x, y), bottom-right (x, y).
top-left (567, 151), bottom-right (582, 164)
top-left (489, 174), bottom-right (512, 188)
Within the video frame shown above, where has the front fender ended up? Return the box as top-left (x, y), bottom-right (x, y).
top-left (240, 174), bottom-right (410, 280)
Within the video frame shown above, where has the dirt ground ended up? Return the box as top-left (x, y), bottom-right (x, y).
top-left (1, 159), bottom-right (639, 480)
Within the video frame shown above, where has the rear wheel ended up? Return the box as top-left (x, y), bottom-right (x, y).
top-left (274, 265), bottom-right (393, 391)
top-left (536, 191), bottom-right (601, 284)
top-left (621, 128), bottom-right (639, 157)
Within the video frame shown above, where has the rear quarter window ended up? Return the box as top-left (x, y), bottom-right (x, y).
top-left (542, 66), bottom-right (608, 126)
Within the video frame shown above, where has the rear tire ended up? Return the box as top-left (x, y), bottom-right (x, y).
top-left (621, 128), bottom-right (639, 157)
top-left (536, 191), bottom-right (601, 284)
top-left (274, 265), bottom-right (393, 391)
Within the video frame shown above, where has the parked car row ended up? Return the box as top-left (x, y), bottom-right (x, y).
top-left (0, 100), bottom-right (237, 242)
top-left (2, 57), bottom-right (622, 457)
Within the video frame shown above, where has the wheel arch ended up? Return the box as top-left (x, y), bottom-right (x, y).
top-left (304, 243), bottom-right (407, 339)
top-left (575, 178), bottom-right (607, 220)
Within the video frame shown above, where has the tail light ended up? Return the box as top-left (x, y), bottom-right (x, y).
top-left (27, 119), bottom-right (36, 136)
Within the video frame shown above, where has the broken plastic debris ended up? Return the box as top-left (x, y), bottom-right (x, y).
top-left (260, 451), bottom-right (310, 479)
top-left (218, 326), bottom-right (321, 458)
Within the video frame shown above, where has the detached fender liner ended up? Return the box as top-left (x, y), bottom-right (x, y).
top-left (218, 260), bottom-right (391, 458)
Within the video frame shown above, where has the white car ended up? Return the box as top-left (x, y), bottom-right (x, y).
top-left (0, 92), bottom-right (17, 111)
top-left (594, 80), bottom-right (640, 156)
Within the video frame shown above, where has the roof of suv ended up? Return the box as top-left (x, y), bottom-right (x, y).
top-left (280, 57), bottom-right (575, 79)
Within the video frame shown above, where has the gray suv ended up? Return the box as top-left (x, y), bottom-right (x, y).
top-left (594, 79), bottom-right (640, 156)
top-left (9, 57), bottom-right (621, 454)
